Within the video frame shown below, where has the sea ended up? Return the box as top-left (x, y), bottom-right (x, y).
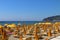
top-left (0, 21), bottom-right (40, 25)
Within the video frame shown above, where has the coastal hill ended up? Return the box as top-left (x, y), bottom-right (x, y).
top-left (43, 15), bottom-right (60, 22)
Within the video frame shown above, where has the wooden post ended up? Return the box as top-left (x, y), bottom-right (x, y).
top-left (33, 29), bottom-right (38, 40)
top-left (23, 28), bottom-right (26, 36)
top-left (2, 30), bottom-right (7, 40)
top-left (19, 34), bottom-right (23, 40)
top-left (45, 38), bottom-right (49, 40)
top-left (35, 34), bottom-right (38, 40)
top-left (47, 29), bottom-right (52, 37)
top-left (55, 26), bottom-right (59, 33)
top-left (0, 28), bottom-right (2, 35)
top-left (35, 37), bottom-right (39, 40)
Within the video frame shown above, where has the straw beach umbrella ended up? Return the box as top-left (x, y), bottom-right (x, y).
top-left (11, 24), bottom-right (16, 28)
top-left (0, 25), bottom-right (3, 34)
top-left (53, 22), bottom-right (60, 33)
top-left (0, 25), bottom-right (3, 28)
top-left (7, 24), bottom-right (16, 28)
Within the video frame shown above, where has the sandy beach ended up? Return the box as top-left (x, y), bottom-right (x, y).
top-left (0, 22), bottom-right (60, 40)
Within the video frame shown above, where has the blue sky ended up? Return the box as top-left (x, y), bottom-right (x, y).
top-left (0, 0), bottom-right (60, 21)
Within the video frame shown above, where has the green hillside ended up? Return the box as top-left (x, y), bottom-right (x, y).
top-left (43, 15), bottom-right (60, 22)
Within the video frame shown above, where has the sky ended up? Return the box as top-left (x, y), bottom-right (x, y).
top-left (0, 0), bottom-right (60, 21)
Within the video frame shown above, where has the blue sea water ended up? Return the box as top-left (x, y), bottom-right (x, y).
top-left (0, 21), bottom-right (40, 25)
